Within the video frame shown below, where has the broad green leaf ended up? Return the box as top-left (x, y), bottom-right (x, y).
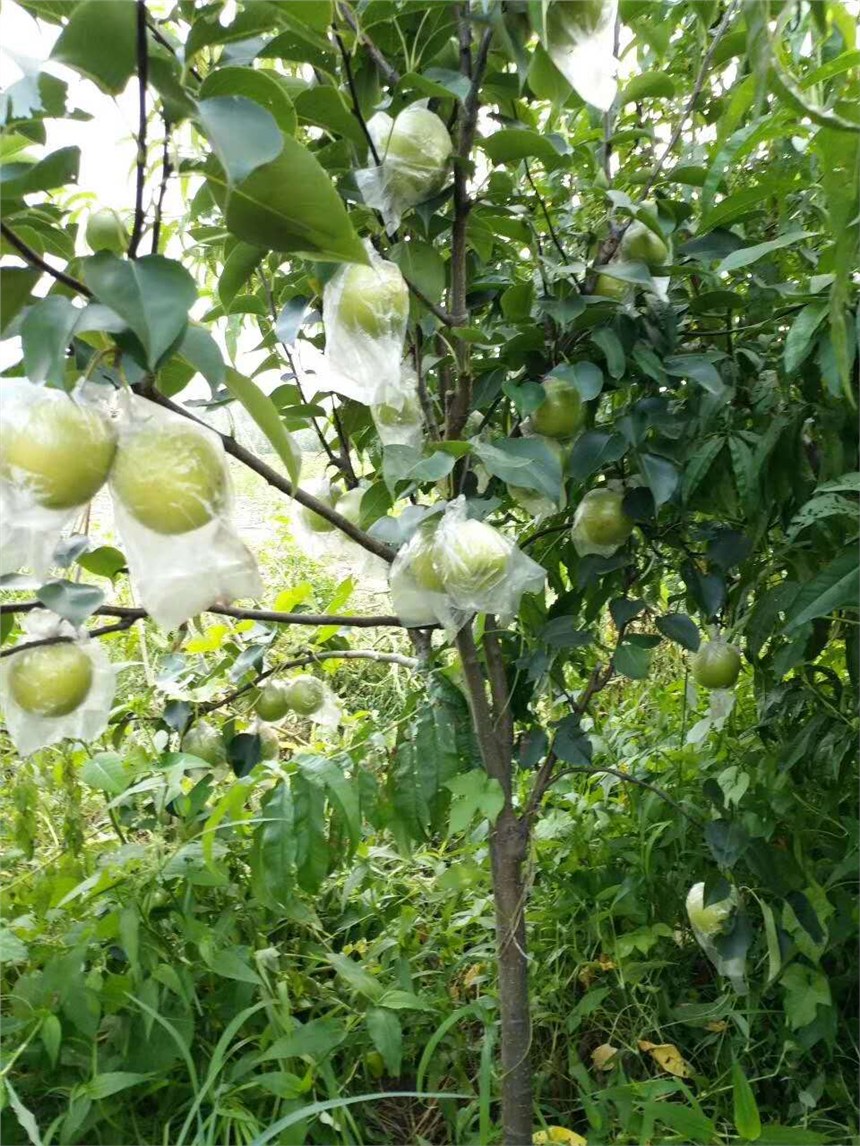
top-left (639, 453), bottom-right (679, 509)
top-left (295, 86), bottom-right (366, 148)
top-left (472, 436), bottom-right (563, 501)
top-left (784, 549), bottom-right (859, 632)
top-left (224, 367), bottom-right (301, 488)
top-left (297, 753), bottom-right (360, 853)
top-left (717, 231), bottom-right (815, 274)
top-left (21, 296), bottom-right (79, 387)
top-left (656, 613), bottom-right (700, 651)
top-left (786, 493), bottom-right (857, 541)
top-left (208, 136), bottom-right (368, 263)
top-left (481, 129), bottom-right (564, 167)
top-left (366, 1009), bottom-right (403, 1076)
top-left (178, 324), bottom-right (226, 391)
top-left (52, 0), bottom-right (136, 94)
top-left (80, 1072), bottom-right (151, 1101)
top-left (256, 1018), bottom-right (346, 1065)
top-left (81, 753), bottom-right (131, 795)
top-left (0, 926), bottom-right (28, 963)
top-left (621, 71), bottom-right (676, 102)
top-left (327, 952), bottom-right (382, 999)
top-left (664, 354), bottom-right (725, 395)
top-left (569, 431), bottom-right (627, 482)
top-left (613, 641), bottom-right (652, 680)
top-left (0, 145), bottom-right (80, 197)
top-left (201, 945), bottom-right (261, 985)
top-left (784, 301), bottom-right (828, 374)
top-left (4, 1078), bottom-right (42, 1146)
top-left (197, 97), bottom-right (284, 185)
top-left (293, 772), bottom-right (328, 892)
top-left (548, 360), bottom-right (604, 400)
top-left (590, 328), bottom-right (625, 379)
top-left (445, 772), bottom-right (504, 835)
top-left (82, 253), bottom-right (196, 370)
top-left (40, 1014), bottom-right (61, 1067)
top-left (219, 243), bottom-right (265, 309)
top-left (35, 579), bottom-right (104, 625)
top-left (0, 267), bottom-right (39, 334)
top-left (255, 781), bottom-right (295, 908)
top-left (199, 67), bottom-right (297, 135)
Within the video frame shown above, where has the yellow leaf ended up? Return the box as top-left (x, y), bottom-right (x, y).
top-left (638, 1040), bottom-right (693, 1078)
top-left (705, 1020), bottom-right (728, 1032)
top-left (533, 1128), bottom-right (587, 1146)
top-left (591, 1043), bottom-right (619, 1071)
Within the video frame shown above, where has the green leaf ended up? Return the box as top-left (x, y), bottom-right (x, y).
top-left (295, 86), bottom-right (366, 148)
top-left (390, 240), bottom-right (446, 307)
top-left (327, 952), bottom-right (382, 999)
top-left (664, 354), bottom-right (725, 395)
top-left (82, 253), bottom-right (196, 370)
top-left (0, 926), bottom-right (28, 963)
top-left (77, 546), bottom-right (126, 580)
top-left (293, 772), bottom-right (328, 892)
top-left (366, 1009), bottom-right (403, 1077)
top-left (482, 128), bottom-right (564, 167)
top-left (383, 446), bottom-right (457, 489)
top-left (208, 136), bottom-right (368, 263)
top-left (540, 618), bottom-right (594, 649)
top-left (656, 613), bottom-right (700, 652)
top-left (36, 579), bottom-right (104, 625)
top-left (569, 431), bottom-right (627, 482)
top-left (0, 145), bottom-right (80, 198)
top-left (731, 1059), bottom-right (762, 1140)
top-left (219, 243), bottom-right (265, 309)
top-left (613, 641), bottom-right (652, 680)
top-left (21, 296), bottom-right (79, 387)
top-left (201, 945), bottom-right (261, 985)
top-left (224, 367), bottom-right (301, 488)
top-left (639, 453), bottom-right (679, 509)
top-left (716, 230), bottom-right (815, 274)
top-left (52, 0), bottom-right (136, 95)
top-left (178, 324), bottom-right (226, 391)
top-left (199, 67), bottom-right (297, 135)
top-left (784, 549), bottom-right (859, 632)
top-left (472, 436), bottom-right (562, 501)
top-left (80, 1072), bottom-right (151, 1101)
top-left (445, 772), bottom-right (504, 835)
top-left (590, 328), bottom-right (625, 379)
top-left (80, 753), bottom-right (131, 795)
top-left (4, 1077), bottom-right (42, 1146)
top-left (786, 493), bottom-right (857, 541)
top-left (255, 781), bottom-right (295, 908)
top-left (40, 1014), bottom-right (61, 1068)
top-left (197, 97), bottom-right (284, 185)
top-left (784, 301), bottom-right (828, 374)
top-left (548, 360), bottom-right (604, 400)
top-left (297, 753), bottom-right (360, 853)
top-left (257, 1018), bottom-right (346, 1065)
top-left (621, 71), bottom-right (676, 102)
top-left (780, 964), bottom-right (831, 1029)
top-left (0, 267), bottom-right (40, 334)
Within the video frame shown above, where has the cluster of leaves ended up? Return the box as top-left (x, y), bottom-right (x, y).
top-left (1, 0), bottom-right (858, 1142)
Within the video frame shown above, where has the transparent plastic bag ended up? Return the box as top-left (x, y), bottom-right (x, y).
top-left (685, 882), bottom-right (747, 994)
top-left (571, 487), bottom-right (633, 557)
top-left (355, 104), bottom-right (453, 234)
top-left (284, 673), bottom-right (341, 731)
top-left (371, 366), bottom-right (425, 449)
top-left (0, 379), bottom-right (117, 577)
top-left (322, 242), bottom-right (410, 406)
top-left (542, 0), bottom-right (619, 113)
top-left (109, 394), bottom-right (261, 631)
top-left (0, 611), bottom-right (116, 756)
top-left (388, 498), bottom-right (546, 633)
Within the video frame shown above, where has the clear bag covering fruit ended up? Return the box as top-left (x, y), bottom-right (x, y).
top-left (371, 365), bottom-right (425, 450)
top-left (321, 242), bottom-right (410, 407)
top-left (389, 498), bottom-right (546, 633)
top-left (540, 0), bottom-right (619, 113)
top-left (571, 487), bottom-right (634, 557)
top-left (284, 674), bottom-right (340, 729)
top-left (109, 394), bottom-right (261, 630)
top-left (685, 881), bottom-right (747, 994)
top-left (0, 610), bottom-right (116, 756)
top-left (355, 104), bottom-right (453, 233)
top-left (0, 380), bottom-right (116, 577)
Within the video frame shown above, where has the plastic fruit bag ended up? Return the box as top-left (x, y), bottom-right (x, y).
top-left (389, 516), bottom-right (471, 633)
top-left (109, 394), bottom-right (261, 630)
top-left (0, 380), bottom-right (116, 577)
top-left (685, 881), bottom-right (747, 994)
top-left (371, 365), bottom-right (425, 450)
top-left (541, 0), bottom-right (619, 113)
top-left (322, 242), bottom-right (410, 407)
top-left (0, 610), bottom-right (117, 756)
top-left (284, 674), bottom-right (341, 730)
top-left (355, 104), bottom-right (453, 233)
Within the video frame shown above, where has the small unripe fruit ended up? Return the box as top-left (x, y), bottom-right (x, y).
top-left (336, 261), bottom-right (408, 338)
top-left (85, 207), bottom-right (129, 254)
top-left (255, 680), bottom-right (291, 722)
top-left (438, 519), bottom-right (510, 597)
top-left (9, 643), bottom-right (93, 717)
top-left (573, 488), bottom-right (633, 548)
top-left (1, 399), bottom-right (116, 510)
top-left (180, 720), bottom-right (226, 766)
top-left (621, 220), bottom-right (669, 270)
top-left (691, 640), bottom-right (741, 690)
top-left (111, 425), bottom-right (225, 534)
top-left (285, 675), bottom-right (325, 716)
top-left (531, 377), bottom-right (584, 440)
top-left (256, 722), bottom-right (280, 760)
top-left (593, 272), bottom-right (630, 301)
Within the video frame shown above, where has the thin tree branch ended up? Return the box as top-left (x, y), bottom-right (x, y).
top-left (332, 26), bottom-right (381, 164)
top-left (550, 765), bottom-right (701, 825)
top-left (200, 647), bottom-right (420, 714)
top-left (412, 327), bottom-right (441, 440)
top-left (456, 623), bottom-right (511, 802)
top-left (134, 386), bottom-right (396, 562)
top-left (330, 404), bottom-right (359, 487)
top-left (0, 601), bottom-right (413, 629)
top-left (127, 0), bottom-right (150, 259)
top-left (523, 159), bottom-right (568, 264)
top-left (0, 617), bottom-right (139, 659)
top-left (1, 222), bottom-right (92, 297)
top-left (150, 116), bottom-right (172, 255)
top-left (403, 275), bottom-right (456, 326)
top-left (483, 618), bottom-right (513, 753)
top-left (336, 1), bottom-right (401, 87)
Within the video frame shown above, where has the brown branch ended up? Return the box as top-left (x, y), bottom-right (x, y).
top-left (135, 387), bottom-right (396, 562)
top-left (332, 26), bottom-right (381, 164)
top-left (403, 275), bottom-right (455, 327)
top-left (336, 1), bottom-right (401, 87)
top-left (127, 0), bottom-right (150, 259)
top-left (200, 647), bottom-right (420, 714)
top-left (0, 617), bottom-right (139, 659)
top-left (445, 20), bottom-right (493, 439)
top-left (0, 601), bottom-right (412, 629)
top-left (150, 116), bottom-right (172, 255)
top-left (483, 617), bottom-right (513, 754)
top-left (1, 222), bottom-right (92, 297)
top-left (523, 159), bottom-right (567, 264)
top-left (412, 327), bottom-right (441, 440)
top-left (456, 622), bottom-right (511, 802)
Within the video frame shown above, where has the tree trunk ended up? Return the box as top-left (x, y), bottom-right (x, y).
top-left (456, 624), bottom-right (533, 1143)
top-left (490, 806), bottom-right (533, 1145)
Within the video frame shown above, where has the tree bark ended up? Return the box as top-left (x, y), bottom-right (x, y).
top-left (456, 624), bottom-right (533, 1143)
top-left (490, 808), bottom-right (533, 1145)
